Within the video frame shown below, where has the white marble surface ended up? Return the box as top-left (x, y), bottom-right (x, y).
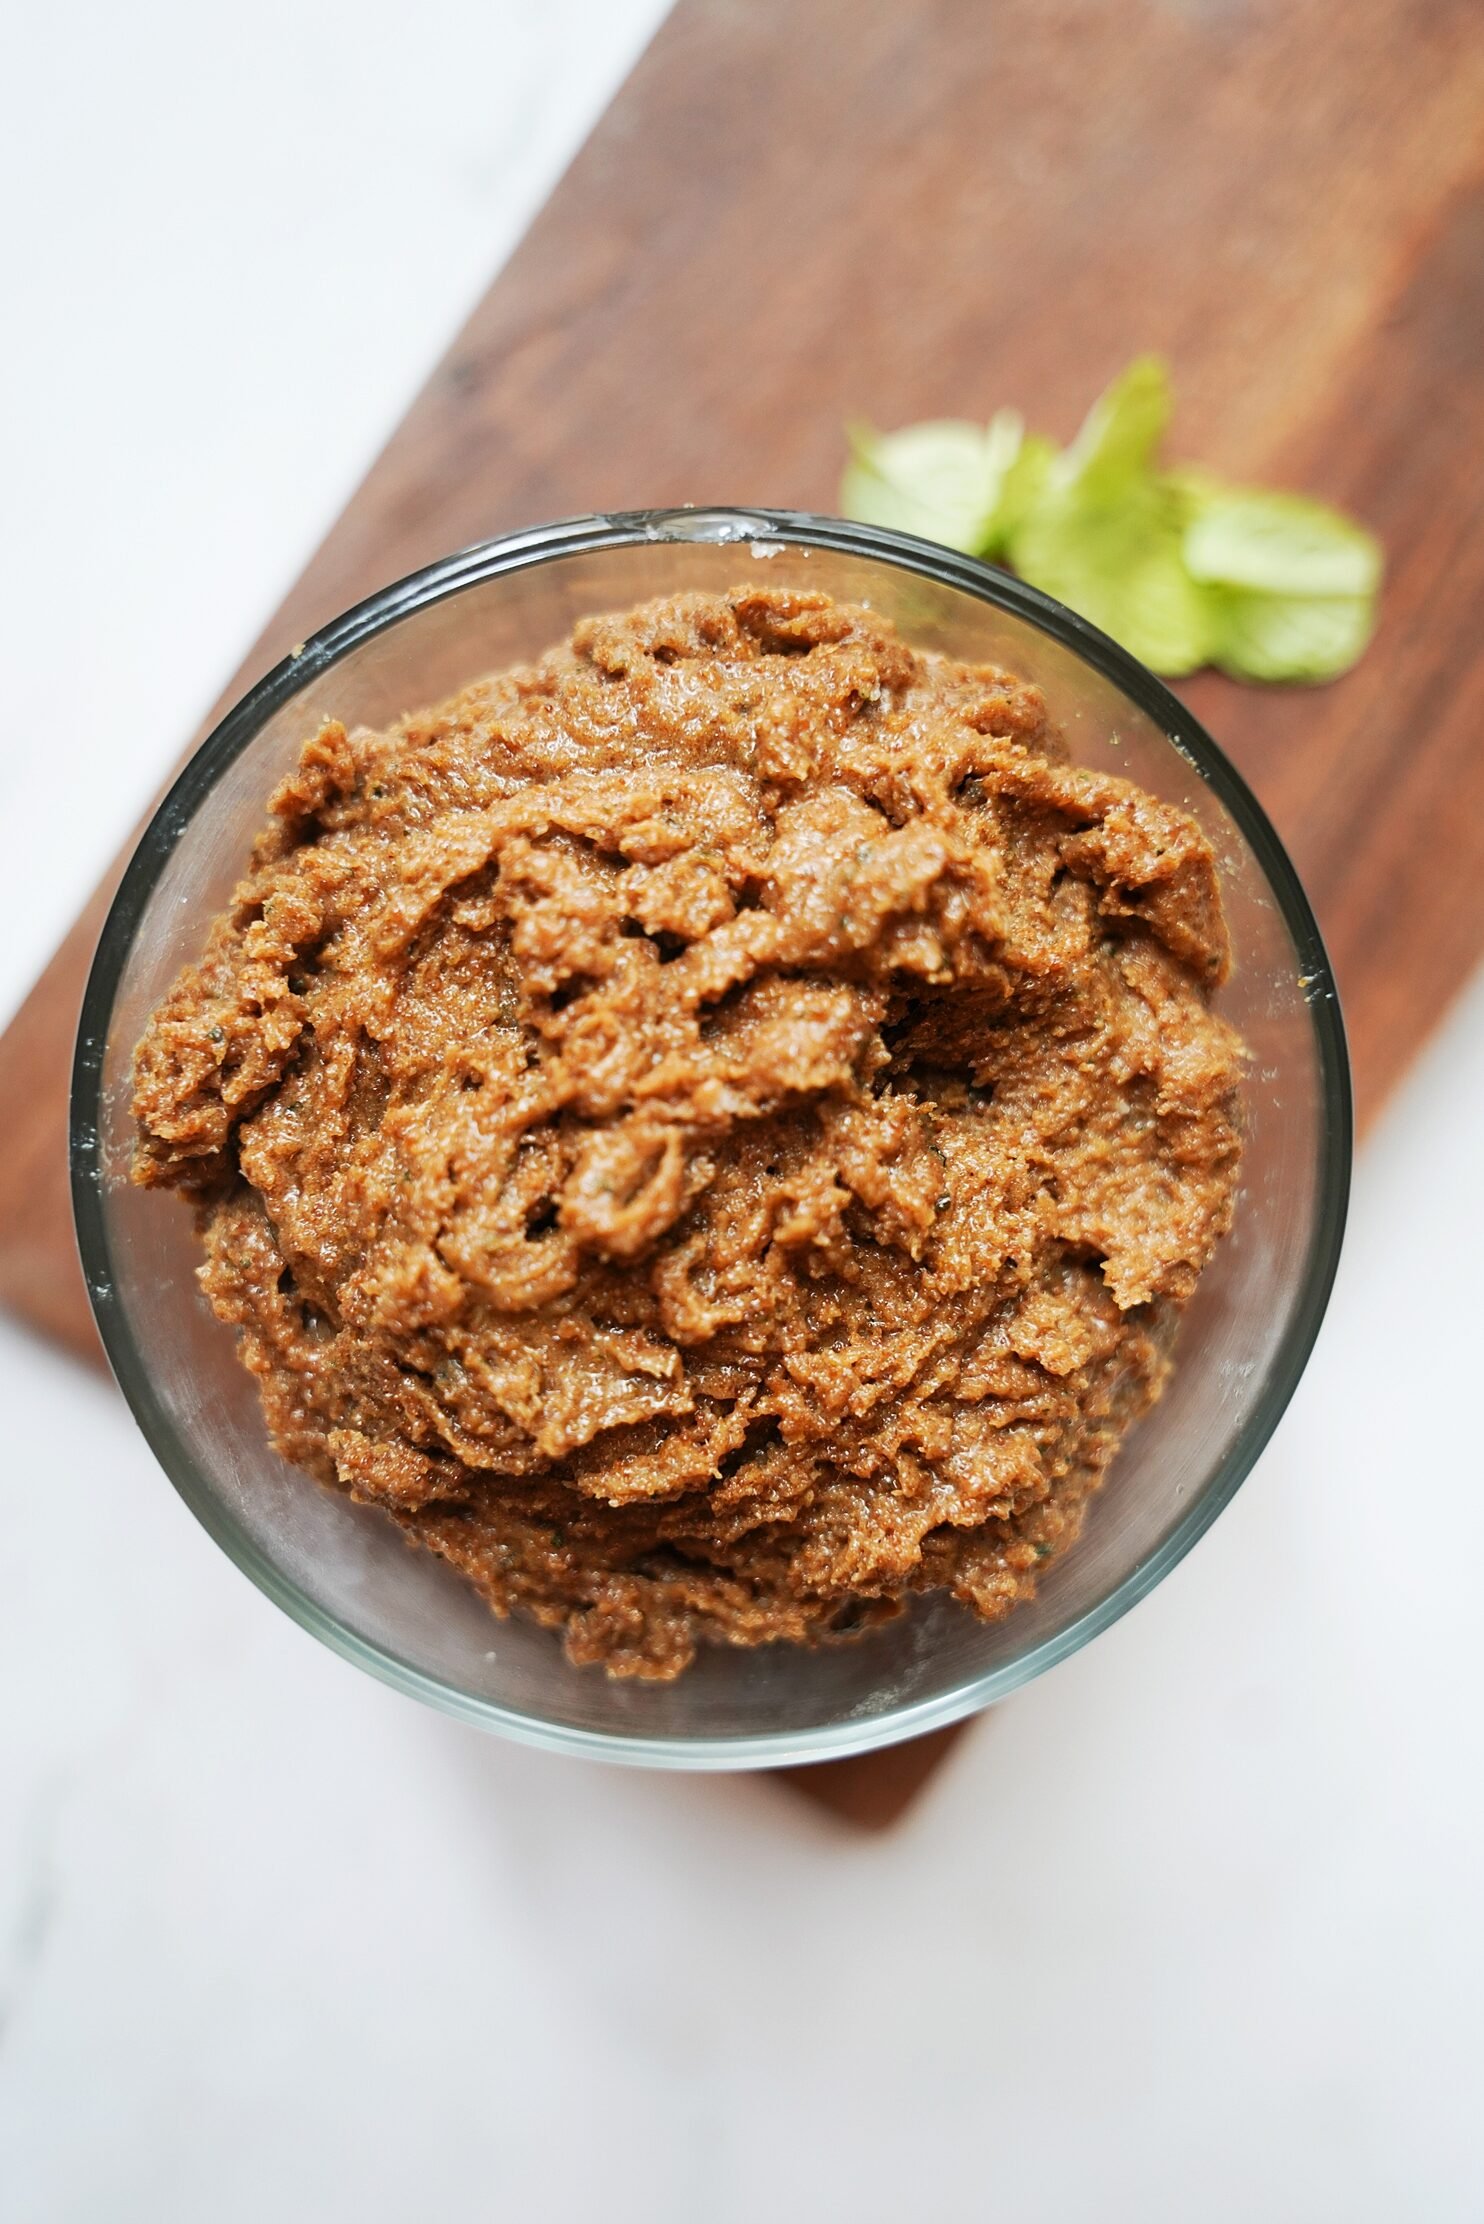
top-left (3, 7), bottom-right (1482, 2219)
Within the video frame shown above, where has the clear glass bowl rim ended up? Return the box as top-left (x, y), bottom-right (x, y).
top-left (70, 507), bottom-right (1353, 1770)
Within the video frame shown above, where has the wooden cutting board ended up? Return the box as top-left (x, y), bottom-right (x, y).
top-left (5, 0), bottom-right (1483, 1825)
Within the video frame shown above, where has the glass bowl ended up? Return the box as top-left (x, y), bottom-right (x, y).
top-left (71, 509), bottom-right (1351, 1769)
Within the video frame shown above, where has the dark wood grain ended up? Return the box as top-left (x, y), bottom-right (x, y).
top-left (4, 0), bottom-right (1483, 1824)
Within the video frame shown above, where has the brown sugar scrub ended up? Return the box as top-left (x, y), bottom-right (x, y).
top-left (132, 587), bottom-right (1244, 1680)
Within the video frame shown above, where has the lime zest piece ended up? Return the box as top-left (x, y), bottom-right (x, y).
top-left (1054, 354), bottom-right (1172, 500)
top-left (1207, 587), bottom-right (1377, 683)
top-left (1182, 484), bottom-right (1383, 599)
top-left (985, 430), bottom-right (1058, 555)
top-left (1010, 476), bottom-right (1220, 678)
top-left (841, 415), bottom-right (1025, 555)
top-left (839, 357), bottom-right (1382, 683)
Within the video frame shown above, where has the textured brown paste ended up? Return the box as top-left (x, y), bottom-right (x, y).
top-left (132, 588), bottom-right (1244, 1678)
